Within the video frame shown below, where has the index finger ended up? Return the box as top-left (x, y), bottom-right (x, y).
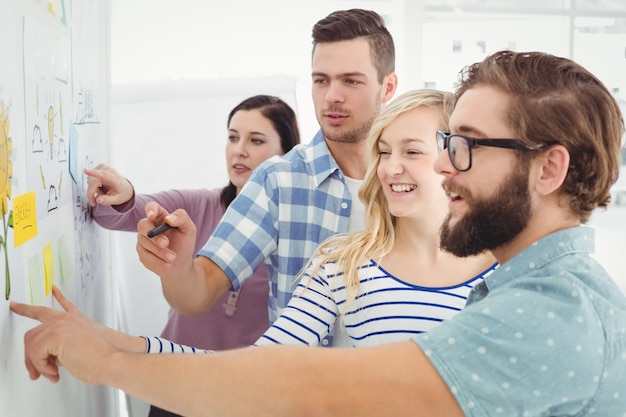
top-left (142, 209), bottom-right (195, 238)
top-left (83, 168), bottom-right (107, 206)
top-left (10, 300), bottom-right (62, 323)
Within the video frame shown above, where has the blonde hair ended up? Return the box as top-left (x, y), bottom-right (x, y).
top-left (300, 89), bottom-right (454, 309)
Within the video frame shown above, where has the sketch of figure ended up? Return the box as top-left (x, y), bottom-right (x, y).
top-left (32, 124), bottom-right (43, 152)
top-left (47, 184), bottom-right (58, 212)
top-left (58, 136), bottom-right (67, 161)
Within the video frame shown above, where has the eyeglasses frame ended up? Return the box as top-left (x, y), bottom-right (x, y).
top-left (436, 131), bottom-right (558, 172)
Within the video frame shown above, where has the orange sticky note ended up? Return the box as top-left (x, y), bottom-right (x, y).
top-left (13, 191), bottom-right (38, 247)
top-left (43, 242), bottom-right (54, 295)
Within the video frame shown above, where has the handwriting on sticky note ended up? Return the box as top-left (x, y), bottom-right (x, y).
top-left (13, 191), bottom-right (38, 247)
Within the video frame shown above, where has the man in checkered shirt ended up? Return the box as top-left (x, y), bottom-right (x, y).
top-left (136, 9), bottom-right (398, 338)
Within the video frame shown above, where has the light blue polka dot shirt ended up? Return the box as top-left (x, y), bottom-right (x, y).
top-left (414, 226), bottom-right (626, 416)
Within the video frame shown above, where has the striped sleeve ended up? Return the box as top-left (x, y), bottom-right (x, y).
top-left (142, 336), bottom-right (213, 354)
top-left (254, 261), bottom-right (340, 346)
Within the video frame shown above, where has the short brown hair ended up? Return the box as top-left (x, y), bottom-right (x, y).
top-left (456, 50), bottom-right (624, 222)
top-left (311, 9), bottom-right (395, 84)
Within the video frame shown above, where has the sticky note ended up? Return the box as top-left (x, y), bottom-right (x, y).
top-left (43, 242), bottom-right (54, 295)
top-left (13, 191), bottom-right (38, 247)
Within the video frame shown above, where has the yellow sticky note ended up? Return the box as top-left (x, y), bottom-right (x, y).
top-left (13, 191), bottom-right (38, 247)
top-left (43, 242), bottom-right (54, 295)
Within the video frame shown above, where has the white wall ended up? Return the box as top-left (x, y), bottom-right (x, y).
top-left (110, 0), bottom-right (415, 140)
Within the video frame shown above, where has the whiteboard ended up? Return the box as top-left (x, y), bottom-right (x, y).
top-left (0, 1), bottom-right (117, 416)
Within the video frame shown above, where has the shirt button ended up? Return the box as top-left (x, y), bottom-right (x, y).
top-left (322, 338), bottom-right (330, 346)
top-left (341, 202), bottom-right (348, 209)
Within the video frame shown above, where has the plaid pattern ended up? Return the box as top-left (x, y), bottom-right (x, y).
top-left (199, 131), bottom-right (353, 323)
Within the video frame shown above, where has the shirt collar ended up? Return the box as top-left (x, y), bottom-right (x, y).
top-left (304, 130), bottom-right (342, 186)
top-left (469, 226), bottom-right (595, 302)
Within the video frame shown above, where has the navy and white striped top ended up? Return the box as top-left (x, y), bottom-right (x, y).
top-left (143, 259), bottom-right (498, 353)
top-left (256, 259), bottom-right (498, 347)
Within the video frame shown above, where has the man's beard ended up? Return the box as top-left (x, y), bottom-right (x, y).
top-left (322, 102), bottom-right (379, 144)
top-left (440, 159), bottom-right (531, 257)
top-left (323, 116), bottom-right (374, 144)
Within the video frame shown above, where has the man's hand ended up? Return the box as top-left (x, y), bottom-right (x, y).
top-left (10, 286), bottom-right (118, 385)
top-left (136, 201), bottom-right (225, 314)
top-left (136, 201), bottom-right (197, 277)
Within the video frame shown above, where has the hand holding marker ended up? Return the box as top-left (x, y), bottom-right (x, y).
top-left (147, 223), bottom-right (175, 238)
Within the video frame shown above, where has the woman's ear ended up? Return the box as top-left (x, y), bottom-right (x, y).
top-left (533, 144), bottom-right (570, 196)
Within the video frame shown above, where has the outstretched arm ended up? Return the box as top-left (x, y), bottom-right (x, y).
top-left (10, 286), bottom-right (145, 382)
top-left (12, 294), bottom-right (462, 417)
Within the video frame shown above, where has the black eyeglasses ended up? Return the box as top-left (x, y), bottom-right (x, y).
top-left (436, 131), bottom-right (557, 172)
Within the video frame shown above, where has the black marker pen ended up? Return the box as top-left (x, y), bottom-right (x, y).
top-left (147, 223), bottom-right (175, 238)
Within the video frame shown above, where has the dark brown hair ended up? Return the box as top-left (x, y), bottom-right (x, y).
top-left (220, 95), bottom-right (300, 208)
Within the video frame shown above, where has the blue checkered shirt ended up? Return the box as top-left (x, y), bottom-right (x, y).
top-left (198, 130), bottom-right (352, 323)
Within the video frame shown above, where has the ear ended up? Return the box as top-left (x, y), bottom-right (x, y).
top-left (381, 72), bottom-right (398, 104)
top-left (533, 144), bottom-right (570, 196)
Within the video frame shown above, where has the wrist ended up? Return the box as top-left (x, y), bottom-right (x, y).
top-left (97, 323), bottom-right (146, 353)
top-left (112, 182), bottom-right (136, 212)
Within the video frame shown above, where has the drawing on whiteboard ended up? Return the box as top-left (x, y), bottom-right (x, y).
top-left (72, 154), bottom-right (99, 291)
top-left (32, 94), bottom-right (63, 213)
top-left (75, 87), bottom-right (97, 124)
top-left (24, 18), bottom-right (72, 220)
top-left (32, 124), bottom-right (44, 153)
top-left (0, 100), bottom-right (14, 300)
